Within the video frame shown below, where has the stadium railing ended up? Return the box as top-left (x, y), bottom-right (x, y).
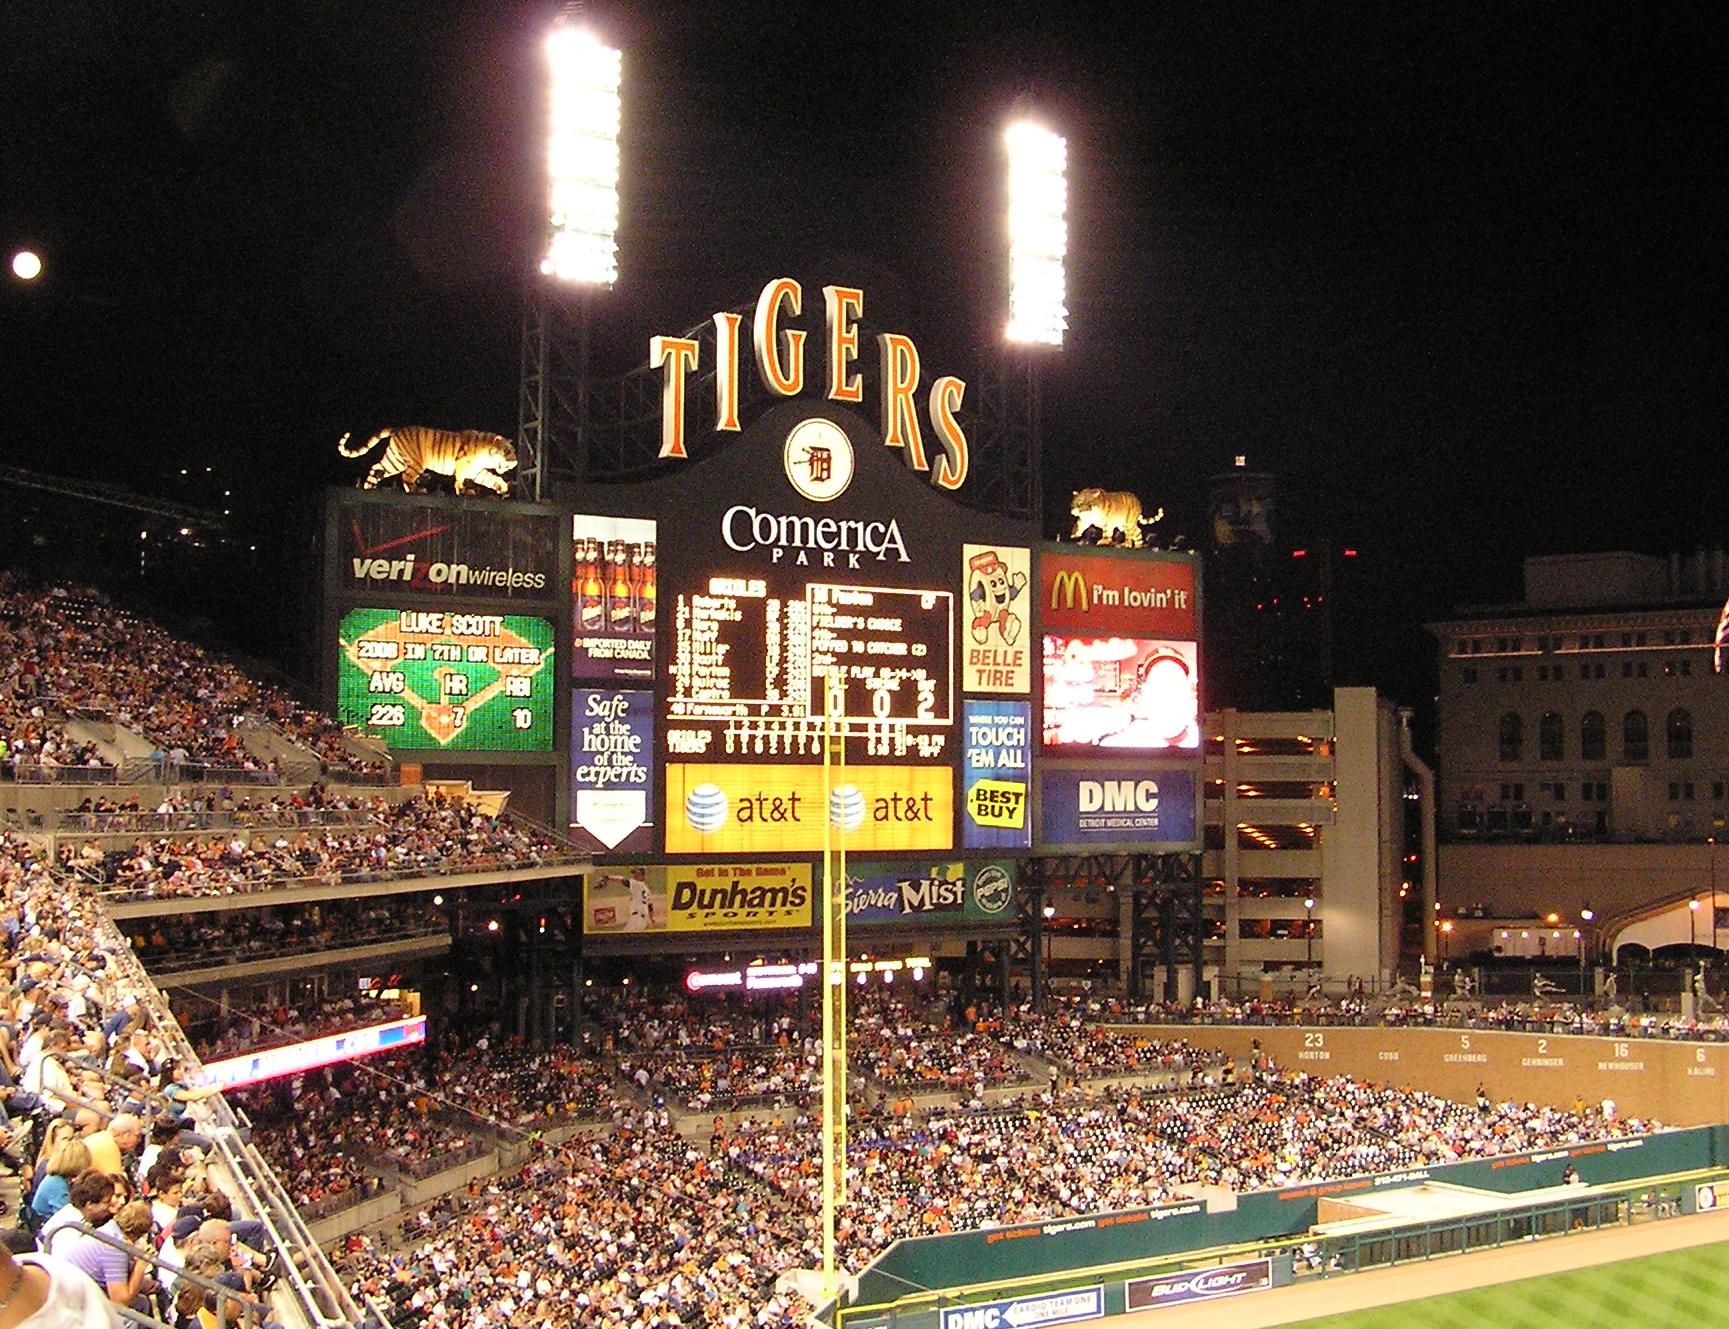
top-left (130, 921), bottom-right (448, 976)
top-left (82, 846), bottom-right (589, 903)
top-left (6, 760), bottom-right (118, 784)
top-left (53, 807), bottom-right (379, 834)
top-left (98, 911), bottom-right (389, 1329)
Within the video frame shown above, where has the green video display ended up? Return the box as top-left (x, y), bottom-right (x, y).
top-left (337, 608), bottom-right (555, 751)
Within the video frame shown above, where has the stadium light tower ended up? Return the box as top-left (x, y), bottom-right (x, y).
top-left (981, 111), bottom-right (1068, 536)
top-left (542, 16), bottom-right (621, 286)
top-left (1004, 118), bottom-right (1068, 348)
top-left (519, 5), bottom-right (622, 499)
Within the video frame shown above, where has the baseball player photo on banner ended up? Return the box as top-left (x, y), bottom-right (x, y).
top-left (962, 544), bottom-right (1030, 693)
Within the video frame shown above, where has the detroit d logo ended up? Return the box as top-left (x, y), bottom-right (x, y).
top-left (783, 418), bottom-right (854, 503)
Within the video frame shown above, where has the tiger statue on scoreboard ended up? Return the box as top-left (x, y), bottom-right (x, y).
top-left (1069, 487), bottom-right (1164, 548)
top-left (337, 427), bottom-right (518, 496)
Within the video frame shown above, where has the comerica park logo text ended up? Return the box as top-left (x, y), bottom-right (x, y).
top-left (721, 506), bottom-right (910, 566)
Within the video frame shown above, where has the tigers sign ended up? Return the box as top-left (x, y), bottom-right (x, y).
top-left (649, 277), bottom-right (970, 490)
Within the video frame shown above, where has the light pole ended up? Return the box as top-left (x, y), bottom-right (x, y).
top-left (1711, 838), bottom-right (1720, 959)
top-left (1303, 897), bottom-right (1316, 967)
top-left (1440, 919), bottom-right (1454, 966)
top-left (1580, 906), bottom-right (1595, 994)
top-left (1042, 903), bottom-right (1056, 1005)
top-left (1690, 898), bottom-right (1701, 990)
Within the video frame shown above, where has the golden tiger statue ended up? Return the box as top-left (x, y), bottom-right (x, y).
top-left (338, 427), bottom-right (517, 497)
top-left (1069, 487), bottom-right (1163, 548)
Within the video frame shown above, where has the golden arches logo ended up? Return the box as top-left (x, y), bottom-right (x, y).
top-left (1049, 570), bottom-right (1089, 612)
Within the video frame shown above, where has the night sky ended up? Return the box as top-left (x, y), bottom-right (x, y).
top-left (2, 1), bottom-right (1721, 700)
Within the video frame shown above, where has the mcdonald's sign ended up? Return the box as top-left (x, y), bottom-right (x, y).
top-left (1049, 569), bottom-right (1089, 613)
top-left (1038, 548), bottom-right (1197, 636)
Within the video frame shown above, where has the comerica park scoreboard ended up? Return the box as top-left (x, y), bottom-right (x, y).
top-left (320, 276), bottom-right (1201, 920)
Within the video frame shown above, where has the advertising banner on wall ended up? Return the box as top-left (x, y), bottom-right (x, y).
top-left (335, 493), bottom-right (560, 600)
top-left (1039, 549), bottom-right (1197, 637)
top-left (664, 762), bottom-right (953, 854)
top-left (1038, 765), bottom-right (1199, 852)
top-left (1124, 1259), bottom-right (1272, 1311)
top-left (335, 608), bottom-right (555, 750)
top-left (572, 514), bottom-right (657, 682)
top-left (962, 700), bottom-right (1031, 850)
top-left (583, 862), bottom-right (813, 933)
top-left (962, 543), bottom-right (1030, 694)
top-left (845, 859), bottom-right (1016, 924)
top-left (570, 689), bottom-right (654, 852)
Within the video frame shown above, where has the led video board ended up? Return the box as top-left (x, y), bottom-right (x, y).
top-left (337, 608), bottom-right (556, 750)
top-left (198, 1017), bottom-right (427, 1091)
top-left (669, 578), bottom-right (953, 741)
top-left (1041, 636), bottom-right (1199, 750)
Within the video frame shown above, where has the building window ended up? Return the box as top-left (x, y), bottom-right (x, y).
top-left (1667, 708), bottom-right (1693, 759)
top-left (1581, 710), bottom-right (1606, 761)
top-left (1623, 710), bottom-right (1649, 762)
top-left (1539, 712), bottom-right (1563, 761)
top-left (1498, 712), bottom-right (1523, 763)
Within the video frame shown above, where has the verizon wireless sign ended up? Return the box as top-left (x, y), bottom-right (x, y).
top-left (335, 493), bottom-right (559, 600)
top-left (1124, 1258), bottom-right (1272, 1311)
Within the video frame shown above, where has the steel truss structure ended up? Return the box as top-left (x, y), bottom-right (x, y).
top-left (1018, 853), bottom-right (1206, 1005)
top-left (519, 293), bottom-right (1041, 519)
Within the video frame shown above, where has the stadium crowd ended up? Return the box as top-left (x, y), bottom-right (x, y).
top-left (61, 789), bottom-right (569, 899)
top-left (0, 828), bottom-right (285, 1326)
top-left (122, 895), bottom-right (446, 979)
top-left (0, 574), bottom-right (375, 779)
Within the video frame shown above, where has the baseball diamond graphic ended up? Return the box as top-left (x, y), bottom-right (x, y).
top-left (337, 608), bottom-right (556, 750)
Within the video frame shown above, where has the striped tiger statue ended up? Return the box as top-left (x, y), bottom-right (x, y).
top-left (337, 427), bottom-right (518, 496)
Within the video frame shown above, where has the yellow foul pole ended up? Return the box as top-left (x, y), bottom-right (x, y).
top-left (820, 671), bottom-right (849, 1304)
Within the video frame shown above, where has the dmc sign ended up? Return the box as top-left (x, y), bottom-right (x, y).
top-left (1078, 779), bottom-right (1159, 813)
top-left (940, 1288), bottom-right (1103, 1329)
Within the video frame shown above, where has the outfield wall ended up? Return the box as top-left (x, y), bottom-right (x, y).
top-left (851, 1125), bottom-right (1723, 1304)
top-left (1112, 1023), bottom-right (1728, 1124)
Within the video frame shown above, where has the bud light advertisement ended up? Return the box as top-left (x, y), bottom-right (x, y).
top-left (1038, 765), bottom-right (1198, 852)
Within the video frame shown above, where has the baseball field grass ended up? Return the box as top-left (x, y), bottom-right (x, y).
top-left (1277, 1237), bottom-right (1729, 1329)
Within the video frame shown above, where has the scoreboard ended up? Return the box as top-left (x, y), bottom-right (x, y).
top-left (336, 608), bottom-right (556, 751)
top-left (668, 577), bottom-right (952, 761)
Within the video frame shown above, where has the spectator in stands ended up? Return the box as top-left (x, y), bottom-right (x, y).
top-left (0, 1240), bottom-right (116, 1328)
top-left (80, 1115), bottom-right (140, 1184)
top-left (26, 1142), bottom-right (90, 1234)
